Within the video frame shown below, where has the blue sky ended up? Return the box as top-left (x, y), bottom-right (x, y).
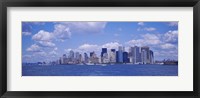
top-left (22, 22), bottom-right (178, 63)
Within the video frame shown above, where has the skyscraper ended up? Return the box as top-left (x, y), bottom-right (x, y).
top-left (130, 46), bottom-right (141, 64)
top-left (123, 52), bottom-right (129, 63)
top-left (149, 50), bottom-right (154, 64)
top-left (141, 46), bottom-right (150, 64)
top-left (84, 53), bottom-right (89, 63)
top-left (110, 49), bottom-right (116, 63)
top-left (118, 46), bottom-right (123, 63)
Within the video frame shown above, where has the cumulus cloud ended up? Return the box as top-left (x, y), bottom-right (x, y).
top-left (32, 30), bottom-right (56, 47)
top-left (163, 30), bottom-right (178, 43)
top-left (137, 27), bottom-right (156, 32)
top-left (138, 22), bottom-right (144, 26)
top-left (22, 32), bottom-right (32, 36)
top-left (38, 41), bottom-right (55, 47)
top-left (144, 27), bottom-right (156, 31)
top-left (26, 44), bottom-right (42, 52)
top-left (32, 30), bottom-right (54, 41)
top-left (53, 24), bottom-right (72, 40)
top-left (102, 42), bottom-right (121, 49)
top-left (78, 44), bottom-right (100, 52)
top-left (168, 22), bottom-right (178, 26)
top-left (57, 22), bottom-right (107, 34)
top-left (161, 43), bottom-right (176, 49)
top-left (126, 33), bottom-right (161, 46)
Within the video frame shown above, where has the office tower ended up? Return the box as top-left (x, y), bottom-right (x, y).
top-left (89, 52), bottom-right (99, 64)
top-left (123, 52), bottom-right (129, 63)
top-left (84, 53), bottom-right (89, 63)
top-left (141, 46), bottom-right (150, 64)
top-left (69, 50), bottom-right (74, 62)
top-left (116, 51), bottom-right (119, 63)
top-left (102, 53), bottom-right (109, 63)
top-left (149, 50), bottom-right (154, 64)
top-left (110, 49), bottom-right (116, 63)
top-left (130, 46), bottom-right (141, 64)
top-left (118, 46), bottom-right (123, 63)
top-left (101, 48), bottom-right (107, 63)
top-left (90, 52), bottom-right (94, 58)
top-left (101, 48), bottom-right (107, 57)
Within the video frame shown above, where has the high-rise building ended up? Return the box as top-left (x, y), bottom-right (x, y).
top-left (101, 48), bottom-right (107, 63)
top-left (69, 50), bottom-right (74, 62)
top-left (130, 46), bottom-right (141, 64)
top-left (149, 50), bottom-right (154, 64)
top-left (110, 49), bottom-right (116, 63)
top-left (101, 48), bottom-right (107, 57)
top-left (116, 51), bottom-right (119, 63)
top-left (84, 53), bottom-right (89, 63)
top-left (123, 52), bottom-right (129, 63)
top-left (118, 46), bottom-right (123, 63)
top-left (141, 46), bottom-right (150, 64)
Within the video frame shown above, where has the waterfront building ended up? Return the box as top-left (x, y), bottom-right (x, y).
top-left (118, 46), bottom-right (123, 63)
top-left (141, 46), bottom-right (150, 64)
top-left (123, 52), bottom-right (129, 63)
top-left (101, 48), bottom-right (107, 63)
top-left (130, 46), bottom-right (141, 64)
top-left (69, 50), bottom-right (75, 63)
top-left (149, 50), bottom-right (154, 64)
top-left (110, 49), bottom-right (116, 63)
top-left (84, 53), bottom-right (89, 63)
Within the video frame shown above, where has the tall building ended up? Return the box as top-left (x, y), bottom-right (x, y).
top-left (141, 46), bottom-right (150, 64)
top-left (101, 48), bottom-right (107, 63)
top-left (130, 46), bottom-right (141, 64)
top-left (116, 51), bottom-right (119, 63)
top-left (149, 50), bottom-right (154, 64)
top-left (110, 49), bottom-right (116, 63)
top-left (69, 50), bottom-right (74, 62)
top-left (84, 53), bottom-right (89, 63)
top-left (118, 46), bottom-right (123, 63)
top-left (101, 48), bottom-right (107, 57)
top-left (123, 52), bottom-right (129, 63)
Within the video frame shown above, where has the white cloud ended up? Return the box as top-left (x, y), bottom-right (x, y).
top-left (138, 22), bottom-right (144, 26)
top-left (102, 42), bottom-right (121, 49)
top-left (78, 44), bottom-right (100, 52)
top-left (126, 33), bottom-right (161, 46)
top-left (168, 22), bottom-right (178, 26)
top-left (22, 32), bottom-right (32, 36)
top-left (53, 24), bottom-right (71, 40)
top-left (161, 43), bottom-right (176, 49)
top-left (57, 22), bottom-right (107, 34)
top-left (33, 51), bottom-right (47, 57)
top-left (26, 44), bottom-right (42, 52)
top-left (38, 41), bottom-right (55, 47)
top-left (163, 30), bottom-right (178, 43)
top-left (144, 27), bottom-right (156, 31)
top-left (137, 27), bottom-right (156, 32)
top-left (32, 30), bottom-right (54, 41)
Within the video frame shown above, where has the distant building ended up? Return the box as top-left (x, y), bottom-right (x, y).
top-left (130, 46), bottom-right (141, 64)
top-left (149, 50), bottom-right (154, 64)
top-left (110, 49), bottom-right (116, 63)
top-left (101, 48), bottom-right (107, 63)
top-left (84, 53), bottom-right (89, 63)
top-left (141, 46), bottom-right (150, 64)
top-left (118, 46), bottom-right (123, 63)
top-left (123, 52), bottom-right (129, 63)
top-left (69, 50), bottom-right (74, 63)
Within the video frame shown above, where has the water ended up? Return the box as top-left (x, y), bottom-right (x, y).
top-left (22, 64), bottom-right (178, 76)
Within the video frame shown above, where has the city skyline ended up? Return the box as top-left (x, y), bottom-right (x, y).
top-left (22, 22), bottom-right (178, 63)
top-left (55, 45), bottom-right (156, 65)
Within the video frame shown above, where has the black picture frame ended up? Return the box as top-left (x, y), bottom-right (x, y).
top-left (0, 0), bottom-right (200, 98)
